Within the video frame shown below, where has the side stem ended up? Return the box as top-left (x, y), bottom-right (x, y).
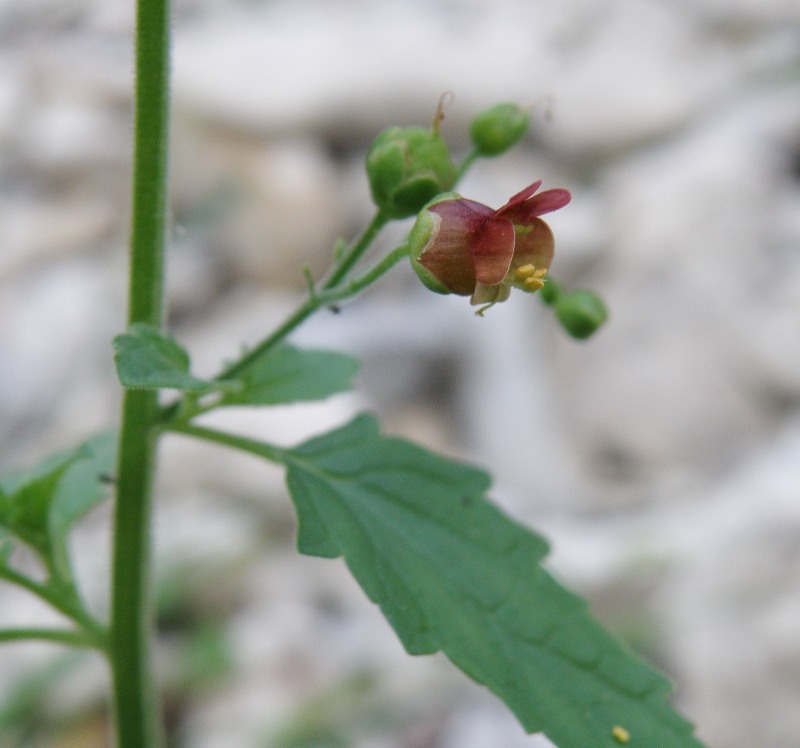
top-left (214, 243), bottom-right (410, 383)
top-left (110, 0), bottom-right (171, 744)
top-left (323, 210), bottom-right (389, 289)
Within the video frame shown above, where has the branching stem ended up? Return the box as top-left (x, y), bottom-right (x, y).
top-left (214, 243), bottom-right (410, 384)
top-left (0, 628), bottom-right (101, 648)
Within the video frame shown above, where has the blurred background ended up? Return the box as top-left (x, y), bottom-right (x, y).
top-left (1, 0), bottom-right (800, 745)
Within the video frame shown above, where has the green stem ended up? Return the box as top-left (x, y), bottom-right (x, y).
top-left (0, 628), bottom-right (100, 648)
top-left (165, 422), bottom-right (287, 464)
top-left (455, 148), bottom-right (480, 183)
top-left (216, 299), bottom-right (317, 383)
top-left (323, 210), bottom-right (389, 290)
top-left (348, 243), bottom-right (410, 289)
top-left (111, 0), bottom-right (171, 743)
top-left (0, 569), bottom-right (107, 649)
top-left (112, 399), bottom-right (161, 747)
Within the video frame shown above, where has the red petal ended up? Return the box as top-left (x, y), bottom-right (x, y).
top-left (419, 198), bottom-right (495, 295)
top-left (520, 188), bottom-right (571, 217)
top-left (497, 185), bottom-right (571, 223)
top-left (470, 217), bottom-right (516, 285)
top-left (495, 180), bottom-right (542, 215)
top-left (428, 197), bottom-right (495, 229)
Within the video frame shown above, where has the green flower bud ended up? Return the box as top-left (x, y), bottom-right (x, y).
top-left (366, 126), bottom-right (457, 219)
top-left (555, 290), bottom-right (608, 339)
top-left (539, 277), bottom-right (561, 306)
top-left (469, 103), bottom-right (529, 156)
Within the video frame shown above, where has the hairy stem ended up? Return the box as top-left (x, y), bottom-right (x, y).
top-left (110, 0), bottom-right (171, 743)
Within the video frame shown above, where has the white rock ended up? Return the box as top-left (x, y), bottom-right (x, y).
top-left (544, 0), bottom-right (734, 154)
top-left (549, 90), bottom-right (800, 503)
top-left (660, 421), bottom-right (800, 748)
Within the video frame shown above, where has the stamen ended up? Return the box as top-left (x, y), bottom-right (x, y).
top-left (523, 277), bottom-right (545, 292)
top-left (533, 268), bottom-right (548, 278)
top-left (514, 264), bottom-right (536, 280)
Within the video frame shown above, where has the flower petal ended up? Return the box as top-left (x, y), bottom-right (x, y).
top-left (470, 217), bottom-right (516, 285)
top-left (501, 189), bottom-right (571, 224)
top-left (495, 179), bottom-right (571, 223)
top-left (495, 180), bottom-right (542, 215)
top-left (519, 188), bottom-right (572, 218)
top-left (508, 218), bottom-right (555, 279)
top-left (471, 281), bottom-right (511, 305)
top-left (427, 196), bottom-right (496, 232)
top-left (418, 198), bottom-right (495, 296)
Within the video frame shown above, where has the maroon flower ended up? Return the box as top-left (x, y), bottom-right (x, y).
top-left (410, 180), bottom-right (571, 307)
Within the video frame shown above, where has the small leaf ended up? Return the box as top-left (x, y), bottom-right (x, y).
top-left (0, 527), bottom-right (13, 566)
top-left (280, 414), bottom-right (705, 748)
top-left (48, 432), bottom-right (116, 575)
top-left (113, 323), bottom-right (212, 392)
top-left (0, 433), bottom-right (116, 572)
top-left (219, 344), bottom-right (358, 406)
top-left (0, 454), bottom-right (77, 555)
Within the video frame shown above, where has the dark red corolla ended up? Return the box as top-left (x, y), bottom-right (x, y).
top-left (410, 180), bottom-right (571, 307)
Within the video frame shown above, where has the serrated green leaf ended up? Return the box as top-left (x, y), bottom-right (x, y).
top-left (218, 344), bottom-right (358, 406)
top-left (280, 414), bottom-right (705, 748)
top-left (113, 323), bottom-right (212, 392)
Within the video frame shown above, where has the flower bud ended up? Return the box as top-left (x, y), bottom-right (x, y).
top-left (554, 290), bottom-right (608, 339)
top-left (469, 103), bottom-right (529, 156)
top-left (366, 126), bottom-right (457, 219)
top-left (539, 277), bottom-right (561, 306)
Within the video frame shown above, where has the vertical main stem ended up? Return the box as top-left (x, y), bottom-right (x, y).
top-left (112, 397), bottom-right (162, 747)
top-left (111, 0), bottom-right (171, 744)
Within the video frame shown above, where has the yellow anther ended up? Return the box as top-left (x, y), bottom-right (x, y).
top-left (523, 277), bottom-right (545, 292)
top-left (514, 264), bottom-right (537, 280)
top-left (533, 267), bottom-right (548, 278)
top-left (611, 725), bottom-right (630, 744)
